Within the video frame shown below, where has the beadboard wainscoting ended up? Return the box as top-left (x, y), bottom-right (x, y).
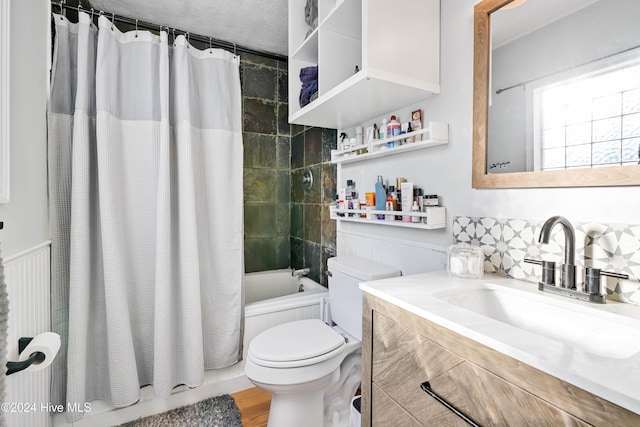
top-left (4, 242), bottom-right (52, 427)
top-left (336, 230), bottom-right (447, 276)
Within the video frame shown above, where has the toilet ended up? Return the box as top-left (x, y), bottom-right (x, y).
top-left (244, 256), bottom-right (401, 427)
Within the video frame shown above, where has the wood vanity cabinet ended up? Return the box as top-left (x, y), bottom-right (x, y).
top-left (361, 293), bottom-right (640, 427)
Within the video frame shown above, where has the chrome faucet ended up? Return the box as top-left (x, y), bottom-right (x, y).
top-left (292, 268), bottom-right (310, 277)
top-left (527, 215), bottom-right (629, 304)
top-left (539, 215), bottom-right (576, 290)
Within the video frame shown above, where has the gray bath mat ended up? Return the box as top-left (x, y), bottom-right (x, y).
top-left (119, 394), bottom-right (242, 427)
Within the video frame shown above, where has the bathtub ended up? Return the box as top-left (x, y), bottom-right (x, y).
top-left (243, 269), bottom-right (329, 357)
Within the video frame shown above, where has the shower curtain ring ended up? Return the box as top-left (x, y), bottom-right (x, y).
top-left (135, 19), bottom-right (138, 38)
top-left (111, 13), bottom-right (115, 30)
top-left (209, 37), bottom-right (212, 52)
top-left (233, 43), bottom-right (237, 56)
top-left (90, 8), bottom-right (94, 25)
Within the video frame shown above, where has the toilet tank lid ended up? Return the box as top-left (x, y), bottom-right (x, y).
top-left (327, 257), bottom-right (401, 281)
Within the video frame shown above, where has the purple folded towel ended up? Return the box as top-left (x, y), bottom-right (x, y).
top-left (299, 80), bottom-right (318, 108)
top-left (300, 66), bottom-right (318, 84)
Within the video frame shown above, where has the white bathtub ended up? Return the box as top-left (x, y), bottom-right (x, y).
top-left (243, 269), bottom-right (329, 357)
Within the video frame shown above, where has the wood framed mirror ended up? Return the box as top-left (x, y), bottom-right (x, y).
top-left (472, 0), bottom-right (640, 188)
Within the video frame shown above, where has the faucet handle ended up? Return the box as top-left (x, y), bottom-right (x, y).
top-left (524, 258), bottom-right (556, 285)
top-left (584, 268), bottom-right (629, 295)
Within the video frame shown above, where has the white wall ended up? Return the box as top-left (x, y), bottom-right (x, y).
top-left (0, 0), bottom-right (50, 257)
top-left (338, 0), bottom-right (640, 262)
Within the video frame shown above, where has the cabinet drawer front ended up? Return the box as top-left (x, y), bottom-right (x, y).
top-left (372, 312), bottom-right (463, 384)
top-left (372, 384), bottom-right (422, 427)
top-left (429, 361), bottom-right (590, 427)
top-left (372, 312), bottom-right (469, 424)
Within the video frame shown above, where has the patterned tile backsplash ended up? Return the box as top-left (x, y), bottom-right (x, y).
top-left (452, 216), bottom-right (640, 305)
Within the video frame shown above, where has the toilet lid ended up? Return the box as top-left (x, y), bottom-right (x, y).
top-left (249, 319), bottom-right (345, 363)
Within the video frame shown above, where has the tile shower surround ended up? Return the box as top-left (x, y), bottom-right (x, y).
top-left (241, 52), bottom-right (337, 280)
top-left (453, 216), bottom-right (640, 305)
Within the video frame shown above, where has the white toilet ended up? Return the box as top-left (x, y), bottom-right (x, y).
top-left (244, 256), bottom-right (401, 427)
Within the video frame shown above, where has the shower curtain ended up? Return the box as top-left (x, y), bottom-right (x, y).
top-left (48, 13), bottom-right (244, 420)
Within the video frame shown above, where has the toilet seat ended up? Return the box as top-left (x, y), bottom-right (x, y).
top-left (248, 319), bottom-right (346, 368)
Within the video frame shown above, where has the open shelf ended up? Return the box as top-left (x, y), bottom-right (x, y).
top-left (288, 0), bottom-right (440, 129)
top-left (330, 206), bottom-right (446, 230)
top-left (331, 122), bottom-right (449, 164)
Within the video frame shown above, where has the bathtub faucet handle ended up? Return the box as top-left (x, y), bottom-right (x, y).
top-left (292, 268), bottom-right (310, 277)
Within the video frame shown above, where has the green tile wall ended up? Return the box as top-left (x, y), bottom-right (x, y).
top-left (242, 54), bottom-right (337, 281)
top-left (290, 127), bottom-right (337, 286)
top-left (242, 54), bottom-right (291, 273)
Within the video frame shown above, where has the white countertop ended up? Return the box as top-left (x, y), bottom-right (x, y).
top-left (360, 271), bottom-right (640, 415)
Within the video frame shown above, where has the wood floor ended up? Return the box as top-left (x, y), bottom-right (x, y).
top-left (232, 387), bottom-right (272, 427)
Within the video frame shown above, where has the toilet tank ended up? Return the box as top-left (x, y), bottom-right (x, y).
top-left (327, 257), bottom-right (401, 340)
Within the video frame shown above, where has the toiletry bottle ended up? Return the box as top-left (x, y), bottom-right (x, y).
top-left (411, 201), bottom-right (421, 223)
top-left (380, 118), bottom-right (388, 140)
top-left (339, 132), bottom-right (347, 151)
top-left (400, 181), bottom-right (414, 223)
top-left (387, 115), bottom-right (401, 138)
top-left (346, 180), bottom-right (357, 216)
top-left (387, 185), bottom-right (398, 212)
top-left (396, 178), bottom-right (406, 220)
top-left (406, 121), bottom-right (413, 143)
top-left (385, 201), bottom-right (394, 221)
top-left (356, 127), bottom-right (363, 146)
top-left (374, 176), bottom-right (387, 220)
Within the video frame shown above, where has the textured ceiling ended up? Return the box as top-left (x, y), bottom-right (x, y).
top-left (88, 0), bottom-right (288, 56)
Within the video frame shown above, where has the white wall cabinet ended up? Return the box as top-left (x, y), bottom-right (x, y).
top-left (288, 0), bottom-right (440, 129)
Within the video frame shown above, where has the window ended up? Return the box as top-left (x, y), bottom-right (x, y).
top-left (534, 54), bottom-right (640, 171)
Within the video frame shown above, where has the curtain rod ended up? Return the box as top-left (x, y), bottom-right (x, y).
top-left (51, 1), bottom-right (288, 62)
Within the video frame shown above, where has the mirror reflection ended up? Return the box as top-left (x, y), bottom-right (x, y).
top-left (487, 0), bottom-right (640, 174)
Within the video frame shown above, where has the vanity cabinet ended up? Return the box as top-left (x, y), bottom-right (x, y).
top-left (288, 0), bottom-right (440, 129)
top-left (362, 293), bottom-right (640, 426)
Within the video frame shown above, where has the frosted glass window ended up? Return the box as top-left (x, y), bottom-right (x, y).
top-left (543, 147), bottom-right (565, 169)
top-left (592, 93), bottom-right (621, 120)
top-left (623, 88), bottom-right (640, 114)
top-left (622, 137), bottom-right (640, 163)
top-left (593, 140), bottom-right (621, 165)
top-left (592, 117), bottom-right (621, 142)
top-left (623, 112), bottom-right (640, 138)
top-left (537, 57), bottom-right (640, 170)
top-left (566, 122), bottom-right (591, 146)
top-left (566, 144), bottom-right (591, 167)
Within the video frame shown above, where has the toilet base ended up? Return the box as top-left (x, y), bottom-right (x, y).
top-left (251, 371), bottom-right (338, 427)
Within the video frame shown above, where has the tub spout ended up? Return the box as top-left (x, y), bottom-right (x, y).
top-left (292, 268), bottom-right (310, 277)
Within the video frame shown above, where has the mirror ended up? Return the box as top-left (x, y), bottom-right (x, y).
top-left (473, 0), bottom-right (640, 188)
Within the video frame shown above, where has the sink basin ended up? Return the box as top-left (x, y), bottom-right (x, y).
top-left (434, 283), bottom-right (640, 359)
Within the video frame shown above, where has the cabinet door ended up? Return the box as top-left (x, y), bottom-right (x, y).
top-left (372, 311), bottom-right (590, 427)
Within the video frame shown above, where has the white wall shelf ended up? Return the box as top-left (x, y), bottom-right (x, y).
top-left (330, 206), bottom-right (446, 230)
top-left (288, 0), bottom-right (441, 129)
top-left (331, 122), bottom-right (449, 164)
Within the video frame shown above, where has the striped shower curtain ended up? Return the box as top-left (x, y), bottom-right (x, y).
top-left (48, 12), bottom-right (244, 421)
